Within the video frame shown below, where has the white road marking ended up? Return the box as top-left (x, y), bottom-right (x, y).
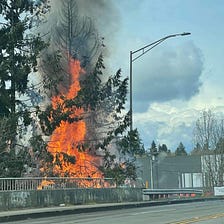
top-left (132, 208), bottom-right (177, 216)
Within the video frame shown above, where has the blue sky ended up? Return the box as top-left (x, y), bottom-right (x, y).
top-left (100, 0), bottom-right (224, 151)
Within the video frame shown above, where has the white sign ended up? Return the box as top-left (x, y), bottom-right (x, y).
top-left (214, 186), bottom-right (224, 196)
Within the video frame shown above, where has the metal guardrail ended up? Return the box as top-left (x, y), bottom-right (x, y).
top-left (0, 177), bottom-right (144, 191)
top-left (143, 188), bottom-right (203, 195)
top-left (142, 188), bottom-right (203, 200)
top-left (0, 177), bottom-right (116, 191)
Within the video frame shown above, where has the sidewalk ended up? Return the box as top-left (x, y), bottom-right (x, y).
top-left (0, 197), bottom-right (221, 223)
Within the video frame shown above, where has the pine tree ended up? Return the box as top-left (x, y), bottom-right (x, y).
top-left (158, 144), bottom-right (168, 153)
top-left (175, 142), bottom-right (187, 156)
top-left (0, 0), bottom-right (48, 177)
top-left (191, 143), bottom-right (202, 155)
top-left (116, 129), bottom-right (145, 156)
top-left (150, 140), bottom-right (157, 154)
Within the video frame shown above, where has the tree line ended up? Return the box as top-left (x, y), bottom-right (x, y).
top-left (148, 140), bottom-right (187, 156)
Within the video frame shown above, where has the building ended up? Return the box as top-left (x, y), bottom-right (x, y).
top-left (137, 154), bottom-right (203, 189)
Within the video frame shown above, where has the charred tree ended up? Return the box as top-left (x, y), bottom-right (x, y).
top-left (40, 0), bottom-right (102, 97)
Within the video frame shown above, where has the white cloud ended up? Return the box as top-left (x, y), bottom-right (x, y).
top-left (132, 41), bottom-right (203, 112)
top-left (134, 102), bottom-right (196, 150)
top-left (134, 100), bottom-right (224, 152)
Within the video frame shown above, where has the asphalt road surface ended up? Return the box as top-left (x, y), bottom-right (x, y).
top-left (4, 200), bottom-right (224, 224)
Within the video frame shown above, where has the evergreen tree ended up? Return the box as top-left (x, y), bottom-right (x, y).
top-left (191, 143), bottom-right (203, 155)
top-left (0, 0), bottom-right (48, 176)
top-left (116, 129), bottom-right (145, 156)
top-left (149, 140), bottom-right (157, 154)
top-left (158, 143), bottom-right (168, 153)
top-left (175, 142), bottom-right (187, 156)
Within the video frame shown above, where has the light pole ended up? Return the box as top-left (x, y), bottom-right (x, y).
top-left (150, 155), bottom-right (154, 189)
top-left (129, 32), bottom-right (191, 133)
top-left (150, 151), bottom-right (159, 189)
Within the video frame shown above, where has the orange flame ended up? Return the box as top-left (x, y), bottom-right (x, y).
top-left (47, 58), bottom-right (102, 181)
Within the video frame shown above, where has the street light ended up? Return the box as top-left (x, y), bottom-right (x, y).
top-left (150, 151), bottom-right (159, 189)
top-left (129, 32), bottom-right (191, 132)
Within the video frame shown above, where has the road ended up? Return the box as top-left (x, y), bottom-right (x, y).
top-left (4, 200), bottom-right (224, 224)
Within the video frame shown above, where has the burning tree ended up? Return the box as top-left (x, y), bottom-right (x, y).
top-left (35, 0), bottom-right (142, 184)
top-left (38, 52), bottom-right (133, 181)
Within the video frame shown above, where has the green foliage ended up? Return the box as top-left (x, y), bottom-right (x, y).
top-left (0, 115), bottom-right (17, 150)
top-left (0, 151), bottom-right (25, 177)
top-left (0, 0), bottom-right (48, 113)
top-left (100, 129), bottom-right (144, 185)
top-left (78, 54), bottom-right (128, 114)
top-left (100, 161), bottom-right (137, 186)
top-left (0, 126), bottom-right (33, 177)
top-left (0, 0), bottom-right (48, 177)
top-left (39, 50), bottom-right (64, 96)
top-left (100, 149), bottom-right (137, 186)
top-left (116, 129), bottom-right (145, 156)
top-left (29, 134), bottom-right (54, 176)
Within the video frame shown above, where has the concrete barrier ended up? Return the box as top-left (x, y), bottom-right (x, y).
top-left (0, 188), bottom-right (143, 211)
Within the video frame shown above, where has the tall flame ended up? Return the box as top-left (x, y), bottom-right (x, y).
top-left (47, 58), bottom-right (102, 179)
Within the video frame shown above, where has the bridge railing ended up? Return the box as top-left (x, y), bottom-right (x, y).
top-left (0, 177), bottom-right (145, 191)
top-left (0, 177), bottom-right (116, 191)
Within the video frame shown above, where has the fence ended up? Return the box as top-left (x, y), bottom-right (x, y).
top-left (0, 177), bottom-right (117, 191)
